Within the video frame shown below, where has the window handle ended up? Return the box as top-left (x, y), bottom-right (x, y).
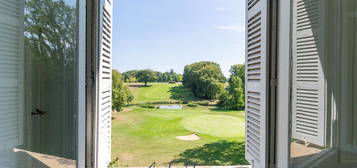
top-left (32, 108), bottom-right (47, 115)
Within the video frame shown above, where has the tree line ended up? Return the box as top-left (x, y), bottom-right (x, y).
top-left (123, 69), bottom-right (183, 84)
top-left (112, 62), bottom-right (245, 111)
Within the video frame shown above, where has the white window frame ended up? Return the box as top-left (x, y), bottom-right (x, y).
top-left (275, 0), bottom-right (292, 167)
top-left (77, 0), bottom-right (86, 167)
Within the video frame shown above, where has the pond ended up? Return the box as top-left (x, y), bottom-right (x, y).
top-left (156, 105), bottom-right (183, 109)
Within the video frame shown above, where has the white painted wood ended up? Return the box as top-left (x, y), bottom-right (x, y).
top-left (245, 0), bottom-right (268, 167)
top-left (77, 0), bottom-right (86, 167)
top-left (95, 0), bottom-right (113, 167)
top-left (276, 0), bottom-right (292, 167)
top-left (0, 0), bottom-right (24, 150)
top-left (291, 0), bottom-right (327, 147)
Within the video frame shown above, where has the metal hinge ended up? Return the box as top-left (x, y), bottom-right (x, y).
top-left (270, 78), bottom-right (278, 87)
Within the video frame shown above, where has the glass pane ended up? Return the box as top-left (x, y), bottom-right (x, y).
top-left (290, 0), bottom-right (357, 167)
top-left (0, 0), bottom-right (79, 167)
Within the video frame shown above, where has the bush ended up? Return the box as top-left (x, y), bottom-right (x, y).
top-left (197, 101), bottom-right (210, 106)
top-left (139, 105), bottom-right (156, 109)
top-left (187, 103), bottom-right (199, 107)
top-left (217, 65), bottom-right (245, 110)
top-left (112, 70), bottom-right (133, 111)
top-left (181, 101), bottom-right (189, 104)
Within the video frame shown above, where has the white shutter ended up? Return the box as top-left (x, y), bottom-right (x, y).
top-left (292, 0), bottom-right (326, 147)
top-left (96, 0), bottom-right (112, 167)
top-left (0, 0), bottom-right (24, 150)
top-left (245, 0), bottom-right (268, 167)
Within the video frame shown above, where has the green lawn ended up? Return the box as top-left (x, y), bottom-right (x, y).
top-left (127, 82), bottom-right (200, 104)
top-left (112, 83), bottom-right (247, 167)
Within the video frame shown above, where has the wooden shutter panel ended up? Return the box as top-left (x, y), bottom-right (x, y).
top-left (245, 0), bottom-right (268, 167)
top-left (96, 0), bottom-right (112, 167)
top-left (292, 0), bottom-right (326, 147)
top-left (0, 0), bottom-right (24, 150)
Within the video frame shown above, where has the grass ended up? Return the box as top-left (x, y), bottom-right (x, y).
top-left (181, 114), bottom-right (245, 137)
top-left (127, 82), bottom-right (200, 104)
top-left (112, 83), bottom-right (247, 167)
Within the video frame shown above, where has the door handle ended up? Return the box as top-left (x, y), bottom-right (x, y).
top-left (32, 108), bottom-right (47, 115)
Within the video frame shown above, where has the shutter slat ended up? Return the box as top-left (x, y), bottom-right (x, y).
top-left (96, 1), bottom-right (113, 168)
top-left (0, 0), bottom-right (23, 150)
top-left (292, 0), bottom-right (326, 146)
top-left (245, 0), bottom-right (268, 167)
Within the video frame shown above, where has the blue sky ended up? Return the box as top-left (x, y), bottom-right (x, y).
top-left (112, 0), bottom-right (245, 77)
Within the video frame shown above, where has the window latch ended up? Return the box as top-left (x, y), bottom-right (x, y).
top-left (32, 108), bottom-right (47, 115)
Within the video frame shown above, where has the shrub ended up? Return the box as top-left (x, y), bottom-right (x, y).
top-left (217, 65), bottom-right (245, 110)
top-left (198, 101), bottom-right (210, 106)
top-left (139, 105), bottom-right (156, 109)
top-left (112, 70), bottom-right (133, 111)
top-left (187, 103), bottom-right (199, 107)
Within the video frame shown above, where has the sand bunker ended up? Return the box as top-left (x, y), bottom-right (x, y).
top-left (176, 134), bottom-right (200, 141)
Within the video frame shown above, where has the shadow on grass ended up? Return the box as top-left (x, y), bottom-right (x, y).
top-left (168, 85), bottom-right (200, 102)
top-left (171, 140), bottom-right (249, 166)
top-left (128, 84), bottom-right (152, 88)
top-left (209, 107), bottom-right (245, 112)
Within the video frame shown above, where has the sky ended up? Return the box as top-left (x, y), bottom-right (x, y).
top-left (112, 0), bottom-right (245, 77)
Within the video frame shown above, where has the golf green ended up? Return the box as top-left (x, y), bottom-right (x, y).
top-left (181, 114), bottom-right (245, 138)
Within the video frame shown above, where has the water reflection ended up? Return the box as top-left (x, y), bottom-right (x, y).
top-left (156, 105), bottom-right (183, 109)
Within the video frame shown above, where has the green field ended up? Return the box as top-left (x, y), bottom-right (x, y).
top-left (112, 83), bottom-right (247, 167)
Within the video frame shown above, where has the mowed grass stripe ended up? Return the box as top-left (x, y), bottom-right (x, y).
top-left (112, 83), bottom-right (247, 166)
top-left (181, 114), bottom-right (245, 137)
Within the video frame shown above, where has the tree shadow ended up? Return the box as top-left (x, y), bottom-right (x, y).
top-left (209, 107), bottom-right (245, 112)
top-left (171, 140), bottom-right (249, 166)
top-left (127, 84), bottom-right (152, 88)
top-left (168, 85), bottom-right (200, 102)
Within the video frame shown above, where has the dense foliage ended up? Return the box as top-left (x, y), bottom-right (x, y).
top-left (229, 64), bottom-right (245, 86)
top-left (135, 69), bottom-right (157, 86)
top-left (123, 69), bottom-right (183, 83)
top-left (112, 70), bottom-right (133, 111)
top-left (156, 69), bottom-right (183, 82)
top-left (182, 61), bottom-right (226, 99)
top-left (218, 64), bottom-right (245, 110)
top-left (123, 70), bottom-right (139, 82)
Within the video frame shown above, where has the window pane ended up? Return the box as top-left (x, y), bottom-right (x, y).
top-left (0, 0), bottom-right (79, 167)
top-left (290, 0), bottom-right (357, 167)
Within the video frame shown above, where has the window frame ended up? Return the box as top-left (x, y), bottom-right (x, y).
top-left (77, 0), bottom-right (87, 167)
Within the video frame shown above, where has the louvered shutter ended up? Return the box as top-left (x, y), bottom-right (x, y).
top-left (245, 0), bottom-right (268, 167)
top-left (0, 0), bottom-right (24, 150)
top-left (291, 0), bottom-right (326, 147)
top-left (96, 0), bottom-right (112, 167)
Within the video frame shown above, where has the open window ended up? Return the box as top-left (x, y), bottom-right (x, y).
top-left (291, 0), bottom-right (327, 147)
top-left (0, 0), bottom-right (86, 167)
top-left (288, 0), bottom-right (357, 167)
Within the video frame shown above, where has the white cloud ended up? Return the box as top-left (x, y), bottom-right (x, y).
top-left (215, 25), bottom-right (245, 33)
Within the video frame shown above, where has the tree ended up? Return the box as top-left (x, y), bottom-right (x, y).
top-left (218, 65), bottom-right (245, 110)
top-left (123, 70), bottom-right (138, 82)
top-left (112, 70), bottom-right (133, 111)
top-left (135, 69), bottom-right (157, 86)
top-left (176, 74), bottom-right (183, 82)
top-left (182, 61), bottom-right (226, 99)
top-left (229, 64), bottom-right (245, 85)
